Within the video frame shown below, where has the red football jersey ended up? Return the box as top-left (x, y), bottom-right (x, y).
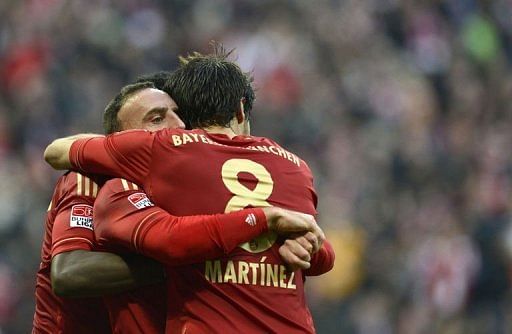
top-left (93, 178), bottom-right (270, 333)
top-left (93, 179), bottom-right (166, 334)
top-left (70, 128), bottom-right (331, 333)
top-left (33, 172), bottom-right (110, 334)
top-left (104, 284), bottom-right (166, 334)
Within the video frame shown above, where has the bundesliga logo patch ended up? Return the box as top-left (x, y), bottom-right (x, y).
top-left (70, 204), bottom-right (93, 230)
top-left (128, 193), bottom-right (154, 209)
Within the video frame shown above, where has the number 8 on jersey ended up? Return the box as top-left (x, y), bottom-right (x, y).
top-left (221, 159), bottom-right (277, 253)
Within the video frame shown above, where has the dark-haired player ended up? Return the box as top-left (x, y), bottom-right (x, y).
top-left (97, 80), bottom-right (320, 333)
top-left (44, 50), bottom-right (334, 333)
top-left (35, 76), bottom-right (319, 333)
top-left (33, 79), bottom-right (184, 333)
top-left (134, 70), bottom-right (173, 90)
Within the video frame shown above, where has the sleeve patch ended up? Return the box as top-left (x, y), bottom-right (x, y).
top-left (70, 204), bottom-right (94, 230)
top-left (128, 192), bottom-right (154, 209)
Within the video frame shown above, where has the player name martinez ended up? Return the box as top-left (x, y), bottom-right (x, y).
top-left (204, 257), bottom-right (297, 290)
top-left (171, 133), bottom-right (301, 167)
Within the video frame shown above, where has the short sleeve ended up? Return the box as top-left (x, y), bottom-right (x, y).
top-left (51, 174), bottom-right (99, 257)
top-left (69, 129), bottom-right (155, 185)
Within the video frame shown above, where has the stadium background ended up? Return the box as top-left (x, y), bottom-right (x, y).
top-left (1, 0), bottom-right (512, 333)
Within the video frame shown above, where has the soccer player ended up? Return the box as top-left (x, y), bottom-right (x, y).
top-left (33, 80), bottom-right (184, 333)
top-left (35, 76), bottom-right (321, 333)
top-left (44, 51), bottom-right (335, 333)
top-left (96, 78), bottom-right (323, 333)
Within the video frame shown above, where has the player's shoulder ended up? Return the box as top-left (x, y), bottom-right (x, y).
top-left (249, 135), bottom-right (311, 170)
top-left (57, 171), bottom-right (100, 199)
top-left (102, 178), bottom-right (142, 194)
top-left (48, 172), bottom-right (99, 212)
top-left (248, 135), bottom-right (288, 150)
top-left (247, 134), bottom-right (270, 142)
top-left (97, 178), bottom-right (153, 211)
top-left (111, 128), bottom-right (150, 136)
top-left (107, 128), bottom-right (153, 142)
top-left (154, 127), bottom-right (189, 137)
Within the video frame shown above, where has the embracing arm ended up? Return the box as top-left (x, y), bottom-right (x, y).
top-left (304, 240), bottom-right (335, 276)
top-left (97, 205), bottom-right (317, 266)
top-left (94, 180), bottom-right (320, 266)
top-left (51, 250), bottom-right (163, 298)
top-left (44, 134), bottom-right (103, 170)
top-left (49, 172), bottom-right (163, 298)
top-left (44, 130), bottom-right (154, 186)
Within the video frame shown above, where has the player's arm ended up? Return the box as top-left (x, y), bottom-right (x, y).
top-left (50, 175), bottom-right (163, 298)
top-left (52, 251), bottom-right (164, 298)
top-left (303, 239), bottom-right (335, 276)
top-left (44, 130), bottom-right (155, 185)
top-left (44, 134), bottom-right (104, 170)
top-left (276, 230), bottom-right (333, 272)
top-left (281, 161), bottom-right (333, 274)
top-left (94, 180), bottom-right (320, 265)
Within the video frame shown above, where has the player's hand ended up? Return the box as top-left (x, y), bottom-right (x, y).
top-left (278, 238), bottom-right (312, 271)
top-left (294, 232), bottom-right (321, 254)
top-left (263, 207), bottom-right (325, 249)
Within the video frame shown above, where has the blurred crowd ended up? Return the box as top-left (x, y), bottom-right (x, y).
top-left (1, 0), bottom-right (512, 333)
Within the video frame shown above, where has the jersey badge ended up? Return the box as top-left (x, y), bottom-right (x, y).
top-left (128, 193), bottom-right (154, 209)
top-left (70, 204), bottom-right (94, 230)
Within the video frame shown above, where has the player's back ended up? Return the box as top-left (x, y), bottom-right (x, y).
top-left (148, 129), bottom-right (316, 216)
top-left (33, 172), bottom-right (109, 334)
top-left (147, 129), bottom-right (317, 333)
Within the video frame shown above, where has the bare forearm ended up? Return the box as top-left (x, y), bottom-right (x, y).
top-left (51, 250), bottom-right (163, 298)
top-left (44, 134), bottom-right (103, 170)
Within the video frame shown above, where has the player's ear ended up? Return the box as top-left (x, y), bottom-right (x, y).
top-left (236, 98), bottom-right (245, 124)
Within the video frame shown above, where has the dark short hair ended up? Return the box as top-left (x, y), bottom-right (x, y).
top-left (103, 81), bottom-right (155, 134)
top-left (134, 71), bottom-right (172, 91)
top-left (165, 46), bottom-right (254, 129)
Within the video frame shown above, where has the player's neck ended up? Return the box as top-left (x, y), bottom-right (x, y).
top-left (201, 126), bottom-right (237, 139)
